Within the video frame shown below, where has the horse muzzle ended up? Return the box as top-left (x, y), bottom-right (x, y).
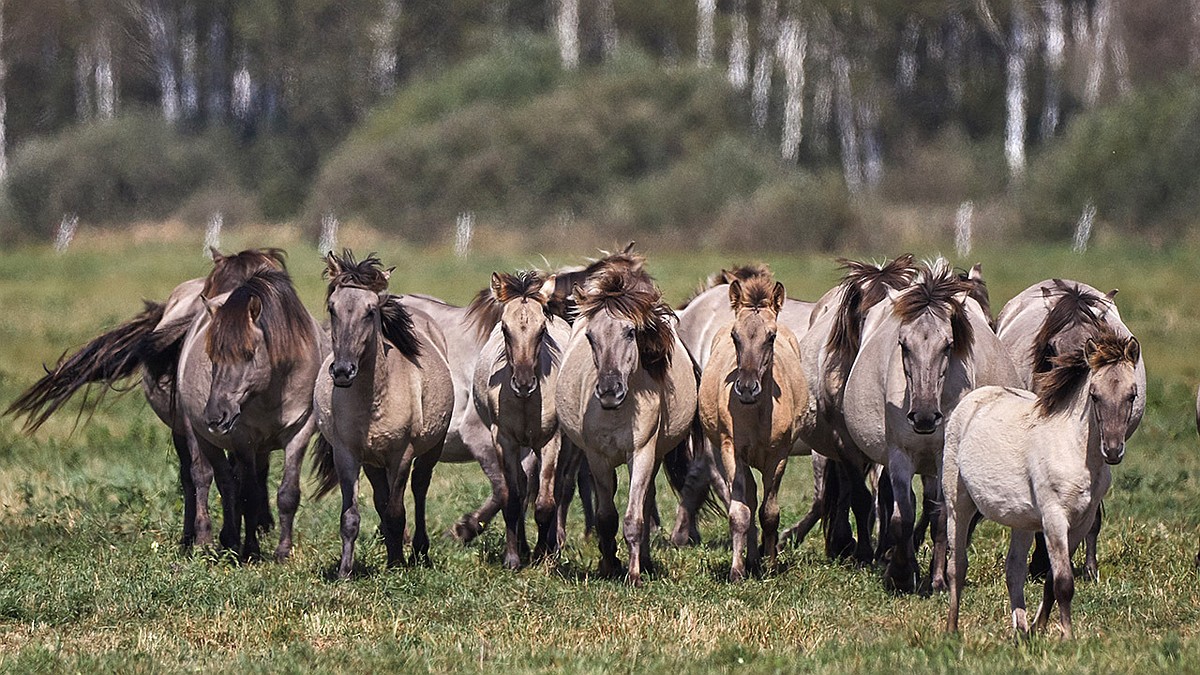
top-left (733, 377), bottom-right (762, 405)
top-left (510, 375), bottom-right (538, 399)
top-left (595, 377), bottom-right (627, 410)
top-left (1103, 442), bottom-right (1125, 465)
top-left (907, 410), bottom-right (943, 435)
top-left (330, 361), bottom-right (358, 388)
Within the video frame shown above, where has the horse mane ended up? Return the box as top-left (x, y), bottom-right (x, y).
top-left (324, 249), bottom-right (421, 358)
top-left (826, 254), bottom-right (918, 363)
top-left (549, 243), bottom-right (645, 322)
top-left (677, 263), bottom-right (771, 310)
top-left (730, 270), bottom-right (779, 312)
top-left (466, 270), bottom-right (550, 342)
top-left (1033, 326), bottom-right (1134, 416)
top-left (892, 258), bottom-right (975, 357)
top-left (1029, 280), bottom-right (1108, 375)
top-left (207, 269), bottom-right (315, 367)
top-left (203, 248), bottom-right (287, 298)
top-left (575, 264), bottom-right (675, 381)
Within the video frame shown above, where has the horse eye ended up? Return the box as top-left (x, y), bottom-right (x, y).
top-left (625, 328), bottom-right (636, 340)
top-left (768, 333), bottom-right (777, 343)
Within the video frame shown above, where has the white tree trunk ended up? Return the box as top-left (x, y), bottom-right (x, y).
top-left (370, 0), bottom-right (402, 91)
top-left (778, 18), bottom-right (806, 161)
top-left (95, 33), bottom-right (117, 120)
top-left (1084, 0), bottom-right (1111, 107)
top-left (596, 0), bottom-right (618, 60)
top-left (897, 16), bottom-right (920, 91)
top-left (1108, 7), bottom-right (1131, 97)
top-left (180, 10), bottom-right (198, 118)
top-left (697, 0), bottom-right (715, 66)
top-left (750, 0), bottom-right (779, 129)
top-left (206, 18), bottom-right (228, 119)
top-left (143, 1), bottom-right (179, 122)
top-left (75, 48), bottom-right (93, 122)
top-left (1040, 0), bottom-right (1066, 139)
top-left (1004, 4), bottom-right (1031, 181)
top-left (833, 47), bottom-right (861, 194)
top-left (556, 0), bottom-right (580, 70)
top-left (946, 12), bottom-right (967, 106)
top-left (728, 0), bottom-right (750, 90)
top-left (232, 54), bottom-right (252, 120)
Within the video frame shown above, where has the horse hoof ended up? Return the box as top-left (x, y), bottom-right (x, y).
top-left (503, 553), bottom-right (522, 571)
top-left (625, 572), bottom-right (643, 588)
top-left (884, 568), bottom-right (917, 595)
top-left (274, 547), bottom-right (291, 563)
top-left (448, 519), bottom-right (481, 544)
top-left (597, 558), bottom-right (624, 579)
top-left (1083, 565), bottom-right (1099, 583)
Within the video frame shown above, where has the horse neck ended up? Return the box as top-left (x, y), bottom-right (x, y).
top-left (1060, 374), bottom-right (1106, 469)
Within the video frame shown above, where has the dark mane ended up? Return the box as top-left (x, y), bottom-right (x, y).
top-left (827, 254), bottom-right (918, 364)
top-left (207, 269), bottom-right (315, 366)
top-left (324, 249), bottom-right (421, 358)
top-left (203, 248), bottom-right (287, 298)
top-left (678, 263), bottom-right (771, 310)
top-left (549, 243), bottom-right (645, 322)
top-left (731, 270), bottom-right (778, 311)
top-left (1029, 280), bottom-right (1108, 374)
top-left (466, 270), bottom-right (549, 342)
top-left (957, 266), bottom-right (993, 329)
top-left (892, 258), bottom-right (975, 357)
top-left (324, 249), bottom-right (390, 295)
top-left (575, 264), bottom-right (675, 381)
top-left (1033, 326), bottom-right (1134, 416)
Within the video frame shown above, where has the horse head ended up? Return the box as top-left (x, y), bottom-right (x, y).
top-left (728, 276), bottom-right (785, 405)
top-left (493, 271), bottom-right (556, 399)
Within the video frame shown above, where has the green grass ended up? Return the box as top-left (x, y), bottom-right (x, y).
top-left (2, 229), bottom-right (1200, 672)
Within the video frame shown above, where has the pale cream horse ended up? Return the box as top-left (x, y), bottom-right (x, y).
top-left (312, 251), bottom-right (454, 578)
top-left (555, 260), bottom-right (698, 586)
top-left (473, 271), bottom-right (572, 569)
top-left (945, 329), bottom-right (1140, 638)
top-left (698, 272), bottom-right (808, 581)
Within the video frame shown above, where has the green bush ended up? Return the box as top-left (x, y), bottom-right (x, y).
top-left (4, 113), bottom-right (237, 239)
top-left (1022, 75), bottom-right (1200, 241)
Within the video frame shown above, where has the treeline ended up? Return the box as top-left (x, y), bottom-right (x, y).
top-left (2, 1), bottom-right (1198, 244)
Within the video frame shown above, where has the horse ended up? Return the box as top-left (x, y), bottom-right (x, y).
top-left (698, 272), bottom-right (808, 581)
top-left (995, 279), bottom-right (1145, 581)
top-left (841, 257), bottom-right (1019, 592)
top-left (791, 255), bottom-right (919, 564)
top-left (555, 258), bottom-right (698, 586)
top-left (6, 248), bottom-right (288, 549)
top-left (672, 264), bottom-right (816, 548)
top-left (176, 262), bottom-right (322, 560)
top-left (944, 329), bottom-right (1140, 638)
top-left (472, 271), bottom-right (573, 569)
top-left (311, 251), bottom-right (454, 578)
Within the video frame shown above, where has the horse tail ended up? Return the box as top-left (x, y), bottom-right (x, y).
top-left (6, 300), bottom-right (173, 432)
top-left (310, 434), bottom-right (339, 500)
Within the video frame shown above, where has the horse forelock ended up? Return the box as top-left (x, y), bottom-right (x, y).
top-left (494, 270), bottom-right (549, 305)
top-left (893, 259), bottom-right (975, 356)
top-left (324, 249), bottom-right (390, 296)
top-left (472, 270), bottom-right (551, 342)
top-left (207, 269), bottom-right (314, 367)
top-left (1033, 326), bottom-right (1133, 416)
top-left (732, 272), bottom-right (779, 313)
top-left (203, 247), bottom-right (287, 297)
top-left (578, 266), bottom-right (675, 381)
top-left (1028, 282), bottom-right (1109, 373)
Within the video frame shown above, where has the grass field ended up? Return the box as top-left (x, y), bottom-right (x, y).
top-left (1, 226), bottom-right (1199, 672)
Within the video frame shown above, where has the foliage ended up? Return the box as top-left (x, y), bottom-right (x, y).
top-left (3, 114), bottom-right (240, 239)
top-left (1022, 76), bottom-right (1200, 242)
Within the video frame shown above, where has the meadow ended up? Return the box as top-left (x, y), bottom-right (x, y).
top-left (1, 226), bottom-right (1199, 672)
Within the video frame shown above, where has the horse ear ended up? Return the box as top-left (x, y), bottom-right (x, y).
top-left (201, 295), bottom-right (219, 317)
top-left (247, 295), bottom-right (263, 323)
top-left (728, 279), bottom-right (743, 310)
top-left (539, 274), bottom-right (557, 300)
top-left (968, 263), bottom-right (983, 281)
top-left (772, 281), bottom-right (786, 314)
top-left (720, 269), bottom-right (736, 284)
top-left (209, 247), bottom-right (224, 263)
top-left (622, 241), bottom-right (636, 254)
top-left (1106, 288), bottom-right (1119, 301)
top-left (324, 252), bottom-right (341, 279)
top-left (382, 267), bottom-right (394, 282)
top-left (490, 272), bottom-right (504, 299)
top-left (1124, 337), bottom-right (1140, 364)
top-left (1084, 337), bottom-right (1099, 361)
top-left (572, 283), bottom-right (587, 304)
top-left (1040, 285), bottom-right (1054, 308)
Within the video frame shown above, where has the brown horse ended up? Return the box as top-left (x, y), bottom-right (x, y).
top-left (555, 257), bottom-right (698, 585)
top-left (177, 263), bottom-right (322, 560)
top-left (7, 248), bottom-right (288, 549)
top-left (312, 251), bottom-right (453, 577)
top-left (472, 271), bottom-right (573, 568)
top-left (698, 271), bottom-right (808, 580)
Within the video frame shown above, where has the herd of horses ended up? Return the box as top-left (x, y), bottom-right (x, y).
top-left (5, 244), bottom-right (1150, 639)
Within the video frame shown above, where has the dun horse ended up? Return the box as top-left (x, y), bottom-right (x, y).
top-left (473, 271), bottom-right (572, 569)
top-left (944, 329), bottom-right (1140, 638)
top-left (176, 262), bottom-right (321, 560)
top-left (555, 257), bottom-right (698, 585)
top-left (698, 272), bottom-right (807, 580)
top-left (312, 251), bottom-right (453, 578)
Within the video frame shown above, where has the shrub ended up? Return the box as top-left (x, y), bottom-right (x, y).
top-left (4, 113), bottom-right (237, 240)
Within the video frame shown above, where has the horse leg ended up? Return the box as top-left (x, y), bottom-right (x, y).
top-left (848, 461), bottom-right (876, 566)
top-left (884, 449), bottom-right (917, 594)
top-left (591, 463), bottom-right (622, 579)
top-left (779, 454), bottom-right (824, 550)
top-left (927, 477), bottom-right (948, 594)
top-left (1034, 514), bottom-right (1076, 639)
top-left (913, 475), bottom-right (935, 550)
top-left (532, 432), bottom-right (562, 561)
top-left (578, 457), bottom-right (597, 538)
top-left (623, 448), bottom-right (658, 587)
top-left (382, 447), bottom-right (417, 569)
top-left (759, 452), bottom-right (787, 572)
top-left (641, 475), bottom-right (657, 573)
top-left (274, 417), bottom-right (314, 561)
top-left (184, 424), bottom-right (217, 550)
top-left (410, 445), bottom-right (440, 567)
top-left (334, 444), bottom-right (362, 579)
top-left (554, 436), bottom-right (583, 548)
top-left (254, 449), bottom-right (274, 534)
top-left (945, 474), bottom-right (978, 634)
top-left (450, 421), bottom-right (502, 544)
top-left (173, 433), bottom-right (197, 551)
top-left (236, 450), bottom-right (263, 562)
top-left (496, 431), bottom-right (527, 570)
top-left (1029, 533), bottom-right (1050, 580)
top-left (206, 444), bottom-right (241, 555)
top-left (1006, 529), bottom-right (1035, 636)
top-left (874, 465), bottom-right (894, 562)
top-left (671, 437), bottom-right (721, 547)
top-left (1083, 503), bottom-right (1103, 582)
